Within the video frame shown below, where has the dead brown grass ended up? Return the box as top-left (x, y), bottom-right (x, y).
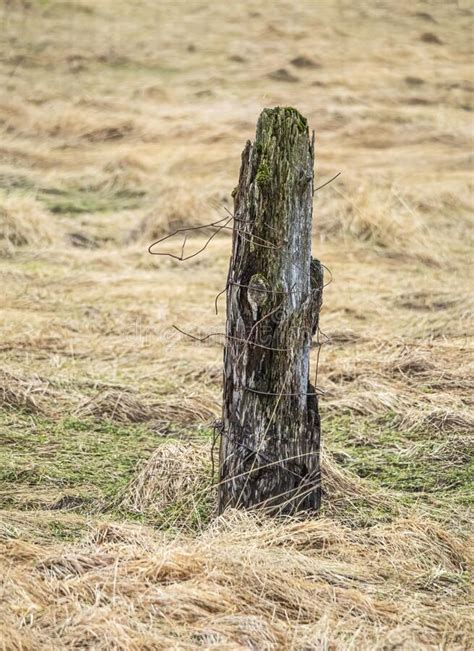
top-left (0, 195), bottom-right (62, 255)
top-left (318, 181), bottom-right (446, 266)
top-left (0, 511), bottom-right (471, 650)
top-left (0, 369), bottom-right (52, 414)
top-left (75, 388), bottom-right (216, 427)
top-left (131, 184), bottom-right (227, 244)
top-left (119, 441), bottom-right (211, 515)
top-left (0, 0), bottom-right (472, 648)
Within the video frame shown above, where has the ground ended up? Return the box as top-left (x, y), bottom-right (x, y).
top-left (0, 0), bottom-right (473, 649)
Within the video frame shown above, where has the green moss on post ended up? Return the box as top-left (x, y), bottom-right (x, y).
top-left (255, 158), bottom-right (271, 188)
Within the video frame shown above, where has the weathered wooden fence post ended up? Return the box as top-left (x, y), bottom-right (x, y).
top-left (218, 107), bottom-right (323, 515)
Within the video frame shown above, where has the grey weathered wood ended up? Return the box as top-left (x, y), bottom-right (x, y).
top-left (218, 107), bottom-right (322, 515)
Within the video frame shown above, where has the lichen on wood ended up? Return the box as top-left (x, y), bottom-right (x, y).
top-left (219, 106), bottom-right (322, 515)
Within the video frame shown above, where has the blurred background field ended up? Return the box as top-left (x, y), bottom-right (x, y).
top-left (0, 1), bottom-right (473, 649)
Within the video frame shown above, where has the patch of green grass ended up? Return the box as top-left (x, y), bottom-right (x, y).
top-left (0, 412), bottom-right (165, 512)
top-left (146, 489), bottom-right (215, 532)
top-left (39, 187), bottom-right (145, 215)
top-left (1, 182), bottom-right (146, 216)
top-left (324, 412), bottom-right (474, 500)
top-left (352, 452), bottom-right (473, 494)
top-left (0, 173), bottom-right (36, 192)
top-left (48, 519), bottom-right (86, 542)
top-left (322, 501), bottom-right (397, 528)
top-left (41, 1), bottom-right (95, 16)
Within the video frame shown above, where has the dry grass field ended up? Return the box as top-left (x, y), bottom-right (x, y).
top-left (0, 0), bottom-right (473, 649)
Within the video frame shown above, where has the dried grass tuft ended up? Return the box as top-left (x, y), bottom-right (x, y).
top-left (384, 346), bottom-right (474, 391)
top-left (318, 182), bottom-right (443, 266)
top-left (0, 195), bottom-right (62, 255)
top-left (403, 407), bottom-right (474, 433)
top-left (119, 440), bottom-right (210, 514)
top-left (322, 449), bottom-right (389, 507)
top-left (76, 389), bottom-right (155, 423)
top-left (0, 369), bottom-right (52, 414)
top-left (75, 389), bottom-right (215, 426)
top-left (129, 183), bottom-right (226, 244)
top-left (326, 378), bottom-right (411, 416)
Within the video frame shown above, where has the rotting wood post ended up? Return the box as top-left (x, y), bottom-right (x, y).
top-left (218, 107), bottom-right (323, 515)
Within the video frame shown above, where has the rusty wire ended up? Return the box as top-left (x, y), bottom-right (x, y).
top-left (211, 419), bottom-right (320, 496)
top-left (148, 171), bottom-right (340, 491)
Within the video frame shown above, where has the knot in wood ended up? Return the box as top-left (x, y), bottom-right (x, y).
top-left (247, 274), bottom-right (268, 319)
